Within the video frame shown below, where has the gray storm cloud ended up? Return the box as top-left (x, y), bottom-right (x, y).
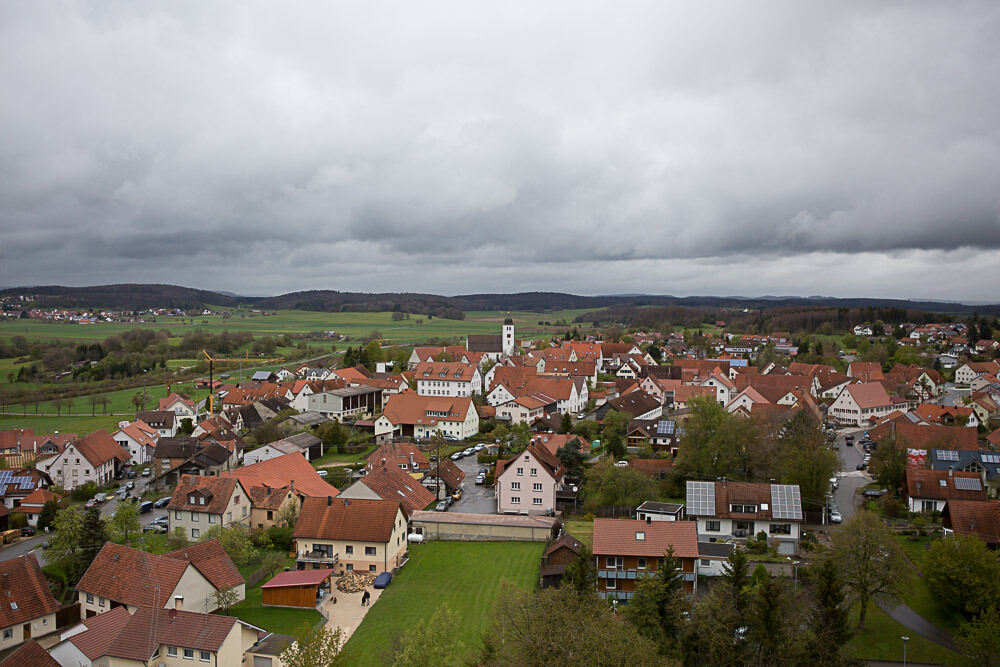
top-left (1, 1), bottom-right (999, 300)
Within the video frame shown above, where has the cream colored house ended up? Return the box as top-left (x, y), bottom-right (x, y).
top-left (293, 496), bottom-right (408, 574)
top-left (0, 556), bottom-right (61, 653)
top-left (167, 474), bottom-right (250, 540)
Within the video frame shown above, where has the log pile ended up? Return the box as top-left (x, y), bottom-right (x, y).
top-left (336, 571), bottom-right (376, 593)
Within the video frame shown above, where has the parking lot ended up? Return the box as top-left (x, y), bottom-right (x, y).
top-left (442, 447), bottom-right (496, 514)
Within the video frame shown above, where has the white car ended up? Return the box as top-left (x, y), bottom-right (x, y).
top-left (830, 510), bottom-right (843, 523)
top-left (317, 469), bottom-right (328, 477)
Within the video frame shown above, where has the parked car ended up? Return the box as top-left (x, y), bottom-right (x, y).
top-left (141, 468), bottom-right (151, 477)
top-left (829, 477), bottom-right (839, 490)
top-left (856, 463), bottom-right (867, 471)
top-left (94, 492), bottom-right (108, 504)
top-left (139, 501), bottom-right (154, 513)
top-left (479, 468), bottom-right (488, 475)
top-left (127, 470), bottom-right (137, 479)
top-left (830, 510), bottom-right (843, 523)
top-left (443, 434), bottom-right (459, 441)
top-left (450, 452), bottom-right (462, 461)
top-left (474, 443), bottom-right (485, 452)
top-left (577, 413), bottom-right (587, 419)
top-left (85, 499), bottom-right (97, 509)
top-left (20, 526), bottom-right (35, 537)
top-left (143, 523), bottom-right (168, 533)
top-left (317, 469), bottom-right (328, 477)
top-left (125, 481), bottom-right (135, 491)
top-left (451, 488), bottom-right (463, 501)
top-left (153, 497), bottom-right (171, 508)
top-left (462, 447), bottom-right (475, 457)
top-left (435, 500), bottom-right (449, 512)
top-left (844, 434), bottom-right (855, 443)
top-left (863, 488), bottom-right (886, 499)
top-left (475, 475), bottom-right (485, 485)
top-left (152, 515), bottom-right (169, 526)
top-left (373, 571), bottom-right (393, 589)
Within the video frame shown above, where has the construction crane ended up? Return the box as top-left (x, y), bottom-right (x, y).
top-left (203, 350), bottom-right (216, 415)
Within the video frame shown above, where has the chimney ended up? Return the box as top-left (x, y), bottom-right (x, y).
top-left (949, 468), bottom-right (954, 478)
top-left (1, 573), bottom-right (8, 591)
top-left (289, 479), bottom-right (294, 493)
top-left (174, 595), bottom-right (183, 611)
top-left (646, 516), bottom-right (651, 525)
top-left (327, 495), bottom-right (332, 506)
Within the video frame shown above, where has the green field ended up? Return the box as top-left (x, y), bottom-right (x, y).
top-left (0, 308), bottom-right (600, 347)
top-left (0, 413), bottom-right (123, 434)
top-left (341, 541), bottom-right (543, 665)
top-left (845, 602), bottom-right (958, 664)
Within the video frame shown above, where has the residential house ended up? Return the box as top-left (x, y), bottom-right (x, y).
top-left (592, 519), bottom-right (699, 599)
top-left (111, 420), bottom-right (158, 466)
top-left (496, 395), bottom-right (549, 425)
top-left (494, 443), bottom-right (566, 515)
top-left (956, 360), bottom-right (1000, 386)
top-left (625, 419), bottom-right (677, 454)
top-left (0, 556), bottom-right (61, 652)
top-left (36, 430), bottom-right (129, 490)
top-left (375, 393), bottom-right (479, 441)
top-left (135, 410), bottom-right (177, 437)
top-left (0, 640), bottom-right (59, 667)
top-left (420, 458), bottom-right (466, 499)
top-left (339, 464), bottom-right (435, 516)
top-left (697, 542), bottom-right (736, 577)
top-left (528, 433), bottom-right (591, 459)
top-left (157, 393), bottom-right (198, 425)
top-left (306, 386), bottom-right (383, 421)
top-left (847, 361), bottom-right (883, 381)
top-left (17, 487), bottom-right (61, 526)
top-left (905, 468), bottom-right (987, 513)
top-left (942, 500), bottom-right (1000, 548)
top-left (49, 605), bottom-right (262, 667)
top-left (596, 390), bottom-right (662, 422)
top-left (222, 451), bottom-right (341, 499)
top-left (76, 540), bottom-right (245, 620)
top-left (365, 441), bottom-right (428, 473)
top-left (243, 432), bottom-right (323, 465)
top-left (292, 496), bottom-right (408, 574)
top-left (151, 438), bottom-right (235, 488)
top-left (0, 468), bottom-right (48, 510)
top-left (539, 533), bottom-right (585, 588)
top-left (686, 481), bottom-right (804, 555)
top-left (414, 361), bottom-right (482, 397)
top-left (870, 420), bottom-right (979, 452)
top-left (828, 382), bottom-right (894, 426)
top-left (247, 483), bottom-right (302, 530)
top-left (166, 475), bottom-right (252, 540)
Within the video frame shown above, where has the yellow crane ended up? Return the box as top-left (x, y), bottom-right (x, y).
top-left (201, 349), bottom-right (287, 414)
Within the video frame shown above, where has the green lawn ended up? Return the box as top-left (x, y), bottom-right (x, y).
top-left (563, 518), bottom-right (594, 548)
top-left (341, 541), bottom-right (544, 665)
top-left (844, 602), bottom-right (959, 664)
top-left (311, 444), bottom-right (377, 466)
top-left (227, 552), bottom-right (317, 635)
top-left (0, 413), bottom-right (123, 434)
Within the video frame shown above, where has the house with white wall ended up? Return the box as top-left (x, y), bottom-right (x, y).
top-left (495, 444), bottom-right (565, 515)
top-left (414, 361), bottom-right (482, 397)
top-left (828, 382), bottom-right (894, 427)
top-left (36, 430), bottom-right (129, 490)
top-left (112, 420), bottom-right (159, 466)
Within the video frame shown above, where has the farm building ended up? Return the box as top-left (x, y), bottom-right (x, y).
top-left (261, 568), bottom-right (335, 608)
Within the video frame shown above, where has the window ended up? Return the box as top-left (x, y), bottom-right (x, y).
top-left (1, 629), bottom-right (10, 640)
top-left (191, 528), bottom-right (200, 539)
top-left (191, 511), bottom-right (199, 522)
top-left (637, 558), bottom-right (647, 570)
top-left (533, 498), bottom-right (542, 505)
top-left (345, 545), bottom-right (354, 555)
top-left (369, 565), bottom-right (377, 572)
top-left (200, 651), bottom-right (211, 662)
top-left (209, 514), bottom-right (216, 524)
top-left (184, 648), bottom-right (195, 659)
top-left (635, 531), bottom-right (645, 541)
top-left (511, 482), bottom-right (520, 491)
top-left (701, 559), bottom-right (711, 567)
top-left (705, 520), bottom-right (721, 532)
top-left (99, 597), bottom-right (105, 607)
top-left (199, 497), bottom-right (205, 505)
top-left (227, 512), bottom-right (232, 522)
top-left (168, 647), bottom-right (178, 657)
top-left (234, 495), bottom-right (240, 504)
top-left (346, 564), bottom-right (354, 571)
top-left (365, 547), bottom-right (377, 556)
top-left (511, 496), bottom-right (521, 504)
top-left (87, 593), bottom-right (94, 604)
top-left (769, 524), bottom-right (791, 535)
top-left (189, 495), bottom-right (197, 504)
top-left (730, 504), bottom-right (757, 513)
top-left (530, 468), bottom-right (538, 476)
top-left (606, 578), bottom-right (617, 590)
top-left (152, 646), bottom-right (160, 658)
top-left (516, 467), bottom-right (523, 476)
top-left (533, 483), bottom-right (542, 492)
top-left (605, 556), bottom-right (622, 569)
top-left (243, 506), bottom-right (247, 517)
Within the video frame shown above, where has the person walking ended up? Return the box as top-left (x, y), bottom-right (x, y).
top-left (361, 590), bottom-right (370, 606)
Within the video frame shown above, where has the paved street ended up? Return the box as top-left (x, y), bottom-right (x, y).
top-left (934, 382), bottom-right (968, 407)
top-left (833, 427), bottom-right (871, 521)
top-left (447, 451), bottom-right (495, 514)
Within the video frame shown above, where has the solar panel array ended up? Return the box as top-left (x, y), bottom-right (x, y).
top-left (0, 470), bottom-right (35, 496)
top-left (982, 453), bottom-right (1000, 465)
top-left (656, 420), bottom-right (676, 436)
top-left (770, 484), bottom-right (803, 520)
top-left (954, 477), bottom-right (983, 491)
top-left (686, 481), bottom-right (716, 516)
top-left (936, 450), bottom-right (959, 462)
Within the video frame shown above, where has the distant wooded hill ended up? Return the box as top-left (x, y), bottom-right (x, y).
top-left (2, 284), bottom-right (998, 319)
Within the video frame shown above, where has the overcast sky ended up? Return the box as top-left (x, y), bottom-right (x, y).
top-left (2, 2), bottom-right (999, 302)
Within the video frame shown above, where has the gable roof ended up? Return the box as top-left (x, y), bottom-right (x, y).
top-left (164, 539), bottom-right (244, 590)
top-left (293, 496), bottom-right (403, 543)
top-left (222, 452), bottom-right (340, 498)
top-left (76, 542), bottom-right (190, 608)
top-left (167, 475), bottom-right (244, 515)
top-left (529, 433), bottom-right (590, 458)
top-left (73, 429), bottom-right (131, 467)
top-left (845, 382), bottom-right (893, 408)
top-left (0, 639), bottom-right (60, 667)
top-left (592, 519), bottom-right (698, 558)
top-left (906, 468), bottom-right (988, 501)
top-left (414, 361), bottom-right (478, 382)
top-left (495, 443), bottom-right (565, 482)
top-left (381, 393), bottom-right (475, 427)
top-left (366, 441), bottom-right (428, 470)
top-left (871, 421), bottom-right (980, 451)
top-left (943, 500), bottom-right (1000, 545)
top-left (605, 390), bottom-right (660, 418)
top-left (467, 334), bottom-right (503, 353)
top-left (66, 606), bottom-right (132, 660)
top-left (543, 533), bottom-right (583, 558)
top-left (102, 607), bottom-right (240, 661)
top-left (355, 465), bottom-right (435, 516)
top-left (0, 555), bottom-right (61, 628)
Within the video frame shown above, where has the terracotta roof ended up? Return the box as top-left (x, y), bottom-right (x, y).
top-left (104, 607), bottom-right (240, 661)
top-left (414, 361), bottom-right (478, 382)
top-left (845, 382), bottom-right (893, 408)
top-left (17, 487), bottom-right (61, 513)
top-left (848, 361), bottom-right (884, 381)
top-left (943, 500), bottom-right (1000, 545)
top-left (0, 555), bottom-right (61, 628)
top-left (672, 385), bottom-right (716, 402)
top-left (366, 441), bottom-right (428, 470)
top-left (530, 433), bottom-right (590, 458)
top-left (871, 421), bottom-right (979, 451)
top-left (262, 568), bottom-right (335, 589)
top-left (381, 393), bottom-right (475, 427)
top-left (592, 519), bottom-right (698, 558)
top-left (293, 497), bottom-right (403, 543)
top-left (223, 452), bottom-right (340, 498)
top-left (167, 475), bottom-right (244, 515)
top-left (495, 443), bottom-right (565, 482)
top-left (434, 458), bottom-right (466, 490)
top-left (114, 420), bottom-right (158, 448)
top-left (906, 469), bottom-right (988, 502)
top-left (164, 539), bottom-right (245, 590)
top-left (67, 606), bottom-right (132, 659)
top-left (76, 543), bottom-right (188, 608)
top-left (630, 458), bottom-right (674, 476)
top-left (73, 429), bottom-right (131, 467)
top-left (605, 390), bottom-right (660, 418)
top-left (0, 639), bottom-right (59, 667)
top-left (354, 465), bottom-right (435, 516)
top-left (248, 484), bottom-right (294, 511)
top-left (543, 533), bottom-right (584, 558)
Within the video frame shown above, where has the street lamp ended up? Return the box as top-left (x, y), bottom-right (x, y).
top-left (901, 635), bottom-right (909, 667)
top-left (612, 599), bottom-right (618, 615)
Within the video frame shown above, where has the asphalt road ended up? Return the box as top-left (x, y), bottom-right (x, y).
top-left (444, 449), bottom-right (496, 514)
top-left (935, 382), bottom-right (968, 408)
top-left (833, 427), bottom-right (872, 521)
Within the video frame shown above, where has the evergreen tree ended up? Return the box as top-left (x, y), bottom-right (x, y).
top-left (721, 546), bottom-right (750, 615)
top-left (559, 412), bottom-right (572, 434)
top-left (561, 544), bottom-right (596, 594)
top-left (625, 547), bottom-right (688, 653)
top-left (806, 557), bottom-right (851, 666)
top-left (75, 506), bottom-right (108, 582)
top-left (37, 499), bottom-right (60, 531)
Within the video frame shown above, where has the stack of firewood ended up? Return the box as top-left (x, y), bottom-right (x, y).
top-left (335, 571), bottom-right (376, 593)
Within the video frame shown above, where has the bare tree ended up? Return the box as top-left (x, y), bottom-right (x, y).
top-left (833, 511), bottom-right (906, 629)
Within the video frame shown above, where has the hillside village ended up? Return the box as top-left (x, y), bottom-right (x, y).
top-left (0, 310), bottom-right (999, 665)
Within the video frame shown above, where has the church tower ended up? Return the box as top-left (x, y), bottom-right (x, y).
top-left (502, 313), bottom-right (515, 356)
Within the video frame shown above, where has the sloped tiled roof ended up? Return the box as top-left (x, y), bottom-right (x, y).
top-left (76, 543), bottom-right (188, 608)
top-left (366, 441), bottom-right (428, 470)
top-left (293, 497), bottom-right (403, 543)
top-left (592, 519), bottom-right (698, 558)
top-left (74, 429), bottom-right (131, 467)
top-left (164, 539), bottom-right (244, 590)
top-left (0, 555), bottom-right (61, 628)
top-left (0, 639), bottom-right (60, 666)
top-left (906, 469), bottom-right (988, 502)
top-left (223, 452), bottom-right (339, 498)
top-left (356, 465), bottom-right (435, 516)
top-left (103, 607), bottom-right (239, 661)
top-left (167, 475), bottom-right (243, 515)
top-left (871, 421), bottom-right (979, 451)
top-left (67, 606), bottom-right (132, 659)
top-left (943, 499), bottom-right (1000, 545)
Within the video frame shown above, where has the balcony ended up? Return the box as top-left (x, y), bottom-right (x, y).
top-left (297, 550), bottom-right (339, 567)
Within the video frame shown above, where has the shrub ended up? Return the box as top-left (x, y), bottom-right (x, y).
top-left (583, 513), bottom-right (595, 521)
top-left (249, 528), bottom-right (273, 549)
top-left (8, 512), bottom-right (26, 529)
top-left (267, 525), bottom-right (294, 552)
top-left (70, 482), bottom-right (99, 502)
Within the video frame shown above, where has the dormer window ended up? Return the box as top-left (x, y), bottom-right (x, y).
top-left (189, 495), bottom-right (196, 504)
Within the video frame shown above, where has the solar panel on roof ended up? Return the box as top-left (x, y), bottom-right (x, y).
top-left (954, 477), bottom-right (982, 491)
top-left (981, 453), bottom-right (1000, 465)
top-left (936, 450), bottom-right (959, 462)
top-left (656, 421), bottom-right (676, 435)
top-left (770, 484), bottom-right (803, 521)
top-left (686, 481), bottom-right (715, 515)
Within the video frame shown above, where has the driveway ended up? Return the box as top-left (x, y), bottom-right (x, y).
top-left (935, 383), bottom-right (968, 407)
top-left (444, 450), bottom-right (496, 514)
top-left (322, 585), bottom-right (383, 641)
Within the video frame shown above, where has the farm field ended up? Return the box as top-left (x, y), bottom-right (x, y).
top-left (0, 308), bottom-right (601, 347)
top-left (341, 541), bottom-right (543, 664)
top-left (0, 413), bottom-right (122, 434)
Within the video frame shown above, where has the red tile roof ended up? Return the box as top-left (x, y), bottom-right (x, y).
top-left (222, 452), bottom-right (339, 498)
top-left (262, 568), bottom-right (335, 589)
top-left (871, 421), bottom-right (979, 451)
top-left (0, 555), bottom-right (61, 628)
top-left (366, 441), bottom-right (428, 471)
top-left (943, 500), bottom-right (1000, 545)
top-left (354, 465), bottom-right (435, 516)
top-left (0, 639), bottom-right (60, 667)
top-left (68, 606), bottom-right (132, 659)
top-left (592, 519), bottom-right (698, 558)
top-left (104, 607), bottom-right (240, 661)
top-left (74, 429), bottom-right (131, 467)
top-left (293, 497), bottom-right (403, 543)
top-left (17, 487), bottom-right (61, 513)
top-left (906, 469), bottom-right (988, 502)
top-left (167, 475), bottom-right (244, 515)
top-left (165, 539), bottom-right (244, 590)
top-left (76, 542), bottom-right (189, 608)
